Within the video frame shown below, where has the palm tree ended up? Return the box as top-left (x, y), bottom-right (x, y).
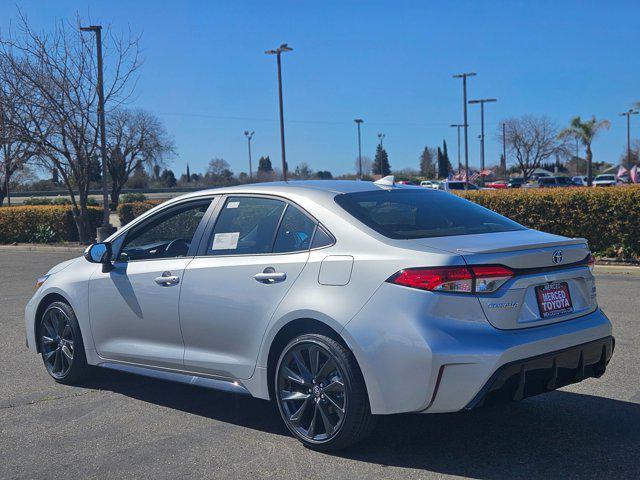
top-left (558, 116), bottom-right (610, 186)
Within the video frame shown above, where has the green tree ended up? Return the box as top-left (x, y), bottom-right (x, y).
top-left (160, 169), bottom-right (177, 187)
top-left (186, 164), bottom-right (191, 183)
top-left (419, 147), bottom-right (436, 178)
top-left (258, 156), bottom-right (273, 173)
top-left (372, 145), bottom-right (391, 176)
top-left (558, 116), bottom-right (610, 186)
top-left (442, 140), bottom-right (451, 171)
top-left (437, 146), bottom-right (449, 178)
top-left (314, 170), bottom-right (333, 179)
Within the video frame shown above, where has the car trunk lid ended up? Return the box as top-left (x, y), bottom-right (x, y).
top-left (396, 230), bottom-right (597, 329)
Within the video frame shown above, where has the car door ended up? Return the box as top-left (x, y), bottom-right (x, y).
top-left (88, 197), bottom-right (216, 369)
top-left (179, 195), bottom-right (318, 380)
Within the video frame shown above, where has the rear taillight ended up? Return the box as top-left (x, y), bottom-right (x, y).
top-left (391, 267), bottom-right (473, 293)
top-left (472, 265), bottom-right (514, 293)
top-left (587, 253), bottom-right (595, 271)
top-left (388, 265), bottom-right (514, 294)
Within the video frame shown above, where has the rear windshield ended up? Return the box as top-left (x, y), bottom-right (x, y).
top-left (334, 189), bottom-right (525, 239)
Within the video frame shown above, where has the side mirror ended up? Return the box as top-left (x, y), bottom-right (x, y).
top-left (83, 242), bottom-right (113, 272)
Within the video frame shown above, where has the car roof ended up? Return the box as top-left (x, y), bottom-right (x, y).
top-left (171, 180), bottom-right (420, 205)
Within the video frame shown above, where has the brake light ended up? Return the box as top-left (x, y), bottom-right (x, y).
top-left (391, 267), bottom-right (473, 293)
top-left (587, 253), bottom-right (595, 271)
top-left (388, 265), bottom-right (514, 294)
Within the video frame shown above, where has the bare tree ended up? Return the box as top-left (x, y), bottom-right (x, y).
top-left (500, 115), bottom-right (565, 180)
top-left (107, 108), bottom-right (174, 205)
top-left (0, 13), bottom-right (141, 242)
top-left (0, 79), bottom-right (39, 206)
top-left (354, 155), bottom-right (372, 176)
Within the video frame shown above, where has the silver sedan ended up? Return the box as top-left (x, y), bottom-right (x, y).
top-left (25, 179), bottom-right (614, 450)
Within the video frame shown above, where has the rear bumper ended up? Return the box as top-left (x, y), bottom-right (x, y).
top-left (466, 336), bottom-right (614, 409)
top-left (343, 280), bottom-right (614, 415)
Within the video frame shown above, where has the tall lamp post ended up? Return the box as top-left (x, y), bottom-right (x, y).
top-left (354, 119), bottom-right (364, 179)
top-left (449, 124), bottom-right (464, 173)
top-left (265, 43), bottom-right (293, 181)
top-left (80, 25), bottom-right (114, 241)
top-left (468, 98), bottom-right (497, 185)
top-left (244, 130), bottom-right (254, 181)
top-left (501, 122), bottom-right (507, 178)
top-left (453, 73), bottom-right (476, 187)
top-left (620, 109), bottom-right (638, 183)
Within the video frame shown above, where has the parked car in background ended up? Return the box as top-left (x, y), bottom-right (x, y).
top-left (507, 177), bottom-right (526, 188)
top-left (486, 180), bottom-right (508, 189)
top-left (531, 172), bottom-right (551, 181)
top-left (420, 180), bottom-right (440, 189)
top-left (25, 179), bottom-right (613, 450)
top-left (534, 176), bottom-right (577, 188)
top-left (593, 174), bottom-right (618, 187)
top-left (438, 181), bottom-right (480, 191)
top-left (572, 176), bottom-right (588, 186)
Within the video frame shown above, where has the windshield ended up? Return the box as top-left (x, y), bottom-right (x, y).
top-left (334, 189), bottom-right (525, 239)
top-left (596, 175), bottom-right (615, 181)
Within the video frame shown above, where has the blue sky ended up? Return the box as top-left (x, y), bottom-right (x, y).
top-left (2, 0), bottom-right (639, 176)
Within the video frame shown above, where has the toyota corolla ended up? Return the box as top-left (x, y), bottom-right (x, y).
top-left (25, 178), bottom-right (614, 450)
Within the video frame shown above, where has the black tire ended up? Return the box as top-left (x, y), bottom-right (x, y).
top-left (38, 301), bottom-right (90, 385)
top-left (274, 333), bottom-right (376, 451)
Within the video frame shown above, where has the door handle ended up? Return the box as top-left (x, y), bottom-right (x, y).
top-left (154, 272), bottom-right (180, 286)
top-left (253, 269), bottom-right (287, 284)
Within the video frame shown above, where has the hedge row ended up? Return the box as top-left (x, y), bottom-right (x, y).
top-left (117, 200), bottom-right (162, 226)
top-left (0, 206), bottom-right (102, 243)
top-left (459, 186), bottom-right (640, 257)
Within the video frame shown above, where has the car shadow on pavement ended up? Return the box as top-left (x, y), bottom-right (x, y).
top-left (87, 369), bottom-right (640, 479)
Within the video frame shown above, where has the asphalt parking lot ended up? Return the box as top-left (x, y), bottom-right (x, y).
top-left (1, 249), bottom-right (639, 480)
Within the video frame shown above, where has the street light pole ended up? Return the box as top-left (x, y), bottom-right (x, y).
top-left (244, 130), bottom-right (254, 181)
top-left (449, 124), bottom-right (464, 173)
top-left (453, 73), bottom-right (476, 188)
top-left (354, 119), bottom-right (364, 179)
top-left (620, 109), bottom-right (639, 183)
top-left (575, 137), bottom-right (580, 176)
top-left (468, 98), bottom-right (497, 185)
top-left (502, 122), bottom-right (507, 178)
top-left (80, 25), bottom-right (114, 241)
top-left (265, 44), bottom-right (293, 181)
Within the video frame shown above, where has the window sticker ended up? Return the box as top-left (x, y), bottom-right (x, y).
top-left (227, 201), bottom-right (240, 209)
top-left (212, 232), bottom-right (240, 250)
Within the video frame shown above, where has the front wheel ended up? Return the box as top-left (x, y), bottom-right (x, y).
top-left (39, 301), bottom-right (90, 385)
top-left (275, 333), bottom-right (376, 451)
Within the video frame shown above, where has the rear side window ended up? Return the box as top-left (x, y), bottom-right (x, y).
top-left (208, 197), bottom-right (285, 255)
top-left (334, 189), bottom-right (524, 240)
top-left (273, 205), bottom-right (316, 253)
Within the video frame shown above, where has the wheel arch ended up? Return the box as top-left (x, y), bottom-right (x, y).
top-left (34, 292), bottom-right (73, 353)
top-left (265, 317), bottom-right (352, 401)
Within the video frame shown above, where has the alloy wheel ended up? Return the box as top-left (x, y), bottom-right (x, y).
top-left (277, 341), bottom-right (347, 442)
top-left (41, 307), bottom-right (74, 379)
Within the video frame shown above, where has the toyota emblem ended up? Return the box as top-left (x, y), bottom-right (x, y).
top-left (552, 250), bottom-right (563, 264)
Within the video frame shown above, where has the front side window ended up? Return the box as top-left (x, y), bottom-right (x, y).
top-left (335, 189), bottom-right (524, 240)
top-left (208, 197), bottom-right (286, 255)
top-left (118, 200), bottom-right (211, 261)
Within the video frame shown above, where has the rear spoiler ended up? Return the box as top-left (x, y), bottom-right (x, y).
top-left (455, 238), bottom-right (588, 254)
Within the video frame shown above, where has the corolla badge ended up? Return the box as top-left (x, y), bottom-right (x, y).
top-left (487, 302), bottom-right (519, 309)
top-left (552, 250), bottom-right (563, 264)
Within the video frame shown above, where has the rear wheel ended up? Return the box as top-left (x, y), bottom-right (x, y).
top-left (39, 301), bottom-right (90, 385)
top-left (275, 333), bottom-right (376, 451)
